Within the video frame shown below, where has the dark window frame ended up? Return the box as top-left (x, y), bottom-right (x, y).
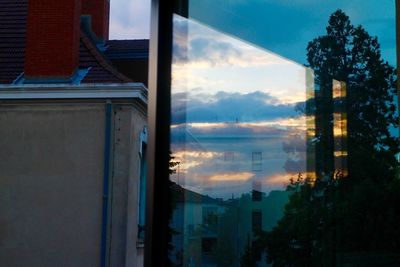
top-left (145, 1), bottom-right (188, 266)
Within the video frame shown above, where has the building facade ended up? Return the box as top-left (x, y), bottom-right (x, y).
top-left (0, 0), bottom-right (148, 266)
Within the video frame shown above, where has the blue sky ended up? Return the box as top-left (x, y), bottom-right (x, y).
top-left (188, 0), bottom-right (396, 65)
top-left (110, 0), bottom-right (396, 65)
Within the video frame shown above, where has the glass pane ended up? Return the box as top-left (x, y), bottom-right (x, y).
top-left (169, 1), bottom-right (399, 266)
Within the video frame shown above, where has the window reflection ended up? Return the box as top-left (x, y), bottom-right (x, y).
top-left (170, 14), bottom-right (313, 266)
top-left (332, 80), bottom-right (348, 178)
top-left (169, 3), bottom-right (399, 267)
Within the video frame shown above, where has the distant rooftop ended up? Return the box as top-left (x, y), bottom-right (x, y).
top-left (105, 40), bottom-right (149, 60)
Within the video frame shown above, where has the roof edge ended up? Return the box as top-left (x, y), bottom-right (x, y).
top-left (80, 32), bottom-right (133, 83)
top-left (0, 82), bottom-right (148, 103)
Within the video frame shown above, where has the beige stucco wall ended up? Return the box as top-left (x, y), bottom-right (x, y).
top-left (0, 100), bottom-right (146, 267)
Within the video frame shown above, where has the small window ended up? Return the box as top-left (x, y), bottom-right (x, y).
top-left (202, 207), bottom-right (218, 226)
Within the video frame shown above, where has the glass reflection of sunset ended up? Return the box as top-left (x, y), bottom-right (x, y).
top-left (170, 14), bottom-right (315, 198)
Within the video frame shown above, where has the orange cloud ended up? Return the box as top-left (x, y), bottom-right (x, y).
top-left (171, 150), bottom-right (223, 173)
top-left (208, 172), bottom-right (254, 182)
top-left (263, 173), bottom-right (293, 186)
top-left (262, 171), bottom-right (317, 187)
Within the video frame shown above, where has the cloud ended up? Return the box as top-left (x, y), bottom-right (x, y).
top-left (262, 172), bottom-right (293, 187)
top-left (169, 131), bottom-right (311, 199)
top-left (208, 172), bottom-right (254, 182)
top-left (171, 150), bottom-right (223, 173)
top-left (171, 90), bottom-right (302, 125)
top-left (172, 14), bottom-right (295, 68)
top-left (189, 38), bottom-right (241, 66)
top-left (171, 15), bottom-right (310, 106)
top-left (109, 0), bottom-right (150, 39)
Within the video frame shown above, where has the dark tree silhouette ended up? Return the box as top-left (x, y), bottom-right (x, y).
top-left (168, 152), bottom-right (181, 267)
top-left (307, 10), bottom-right (398, 181)
top-left (249, 10), bottom-right (400, 267)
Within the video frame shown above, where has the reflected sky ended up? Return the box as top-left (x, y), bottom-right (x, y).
top-left (188, 0), bottom-right (396, 65)
top-left (170, 1), bottom-right (396, 199)
top-left (168, 3), bottom-right (398, 265)
top-left (109, 0), bottom-right (395, 66)
top-left (171, 15), bottom-right (312, 199)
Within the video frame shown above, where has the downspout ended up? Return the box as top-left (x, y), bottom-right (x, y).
top-left (101, 101), bottom-right (113, 267)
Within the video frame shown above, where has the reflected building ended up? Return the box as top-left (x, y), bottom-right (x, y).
top-left (169, 182), bottom-right (289, 267)
top-left (332, 80), bottom-right (348, 178)
top-left (169, 183), bottom-right (227, 266)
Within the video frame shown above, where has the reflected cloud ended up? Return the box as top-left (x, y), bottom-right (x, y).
top-left (171, 91), bottom-right (305, 125)
top-left (172, 14), bottom-right (308, 106)
top-left (261, 171), bottom-right (317, 187)
top-left (183, 118), bottom-right (307, 135)
top-left (172, 150), bottom-right (223, 173)
top-left (170, 14), bottom-right (314, 199)
top-left (173, 15), bottom-right (289, 68)
top-left (208, 172), bottom-right (254, 182)
top-left (262, 173), bottom-right (293, 187)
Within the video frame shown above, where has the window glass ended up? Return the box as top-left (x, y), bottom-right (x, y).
top-left (169, 1), bottom-right (399, 266)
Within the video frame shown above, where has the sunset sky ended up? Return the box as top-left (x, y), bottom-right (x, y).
top-left (170, 16), bottom-right (311, 199)
top-left (110, 1), bottom-right (396, 199)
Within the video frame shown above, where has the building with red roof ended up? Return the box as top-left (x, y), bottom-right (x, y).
top-left (0, 0), bottom-right (149, 266)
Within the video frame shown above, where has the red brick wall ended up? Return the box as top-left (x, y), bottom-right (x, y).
top-left (82, 0), bottom-right (110, 41)
top-left (25, 0), bottom-right (81, 79)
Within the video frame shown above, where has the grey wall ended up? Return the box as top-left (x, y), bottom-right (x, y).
top-left (0, 101), bottom-right (146, 267)
top-left (108, 104), bottom-right (147, 267)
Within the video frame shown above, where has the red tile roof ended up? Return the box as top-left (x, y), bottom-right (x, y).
top-left (0, 0), bottom-right (132, 84)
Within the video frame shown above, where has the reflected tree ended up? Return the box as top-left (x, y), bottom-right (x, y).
top-left (307, 10), bottom-right (398, 181)
top-left (168, 152), bottom-right (181, 266)
top-left (248, 10), bottom-right (400, 267)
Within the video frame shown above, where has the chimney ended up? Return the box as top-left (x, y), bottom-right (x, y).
top-left (82, 0), bottom-right (110, 41)
top-left (25, 0), bottom-right (81, 80)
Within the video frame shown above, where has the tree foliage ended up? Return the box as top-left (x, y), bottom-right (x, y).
top-left (249, 10), bottom-right (400, 267)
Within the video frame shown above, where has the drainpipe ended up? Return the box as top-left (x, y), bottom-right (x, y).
top-left (101, 101), bottom-right (113, 267)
